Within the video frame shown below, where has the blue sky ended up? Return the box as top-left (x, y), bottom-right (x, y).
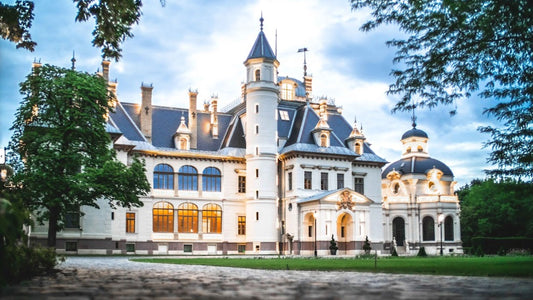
top-left (0, 0), bottom-right (498, 186)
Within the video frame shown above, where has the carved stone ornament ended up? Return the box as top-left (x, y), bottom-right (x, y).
top-left (337, 191), bottom-right (355, 210)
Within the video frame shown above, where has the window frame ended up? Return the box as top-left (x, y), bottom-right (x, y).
top-left (354, 177), bottom-right (364, 194)
top-left (202, 167), bottom-right (221, 192)
top-left (337, 173), bottom-right (344, 189)
top-left (320, 172), bottom-right (328, 190)
top-left (202, 203), bottom-right (222, 234)
top-left (126, 212), bottom-right (136, 233)
top-left (153, 164), bottom-right (174, 190)
top-left (238, 176), bottom-right (246, 193)
top-left (238, 216), bottom-right (246, 235)
top-left (304, 171), bottom-right (312, 190)
top-left (178, 165), bottom-right (198, 191)
top-left (153, 202), bottom-right (174, 233)
top-left (422, 216), bottom-right (435, 241)
top-left (177, 203), bottom-right (198, 233)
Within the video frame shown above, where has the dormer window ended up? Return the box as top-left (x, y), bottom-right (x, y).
top-left (281, 82), bottom-right (294, 100)
top-left (255, 69), bottom-right (261, 81)
top-left (179, 137), bottom-right (188, 150)
top-left (355, 143), bottom-right (361, 155)
top-left (320, 133), bottom-right (328, 147)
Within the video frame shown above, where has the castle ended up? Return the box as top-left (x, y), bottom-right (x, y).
top-left (31, 18), bottom-right (462, 256)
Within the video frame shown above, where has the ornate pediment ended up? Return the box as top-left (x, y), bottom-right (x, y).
top-left (337, 190), bottom-right (354, 210)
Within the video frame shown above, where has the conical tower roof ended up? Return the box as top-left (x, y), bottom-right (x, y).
top-left (246, 15), bottom-right (276, 60)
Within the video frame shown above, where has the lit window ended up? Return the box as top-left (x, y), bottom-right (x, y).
top-left (178, 203), bottom-right (198, 233)
top-left (355, 143), bottom-right (361, 154)
top-left (153, 164), bottom-right (174, 190)
top-left (203, 204), bottom-right (222, 233)
top-left (178, 165), bottom-right (198, 191)
top-left (279, 110), bottom-right (290, 121)
top-left (126, 212), bottom-right (135, 233)
top-left (153, 202), bottom-right (174, 232)
top-left (304, 171), bottom-right (312, 190)
top-left (320, 134), bottom-right (328, 147)
top-left (202, 167), bottom-right (221, 192)
top-left (238, 216), bottom-right (246, 235)
top-left (281, 82), bottom-right (294, 100)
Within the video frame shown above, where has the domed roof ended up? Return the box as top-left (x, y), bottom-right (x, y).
top-left (382, 157), bottom-right (453, 178)
top-left (401, 127), bottom-right (428, 140)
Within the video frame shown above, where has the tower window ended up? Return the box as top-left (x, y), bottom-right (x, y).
top-left (255, 104), bottom-right (259, 113)
top-left (238, 176), bottom-right (246, 193)
top-left (255, 125), bottom-right (259, 134)
top-left (288, 172), bottom-right (293, 190)
top-left (256, 169), bottom-right (259, 178)
top-left (418, 146), bottom-right (423, 152)
top-left (255, 69), bottom-right (261, 81)
top-left (355, 143), bottom-right (361, 154)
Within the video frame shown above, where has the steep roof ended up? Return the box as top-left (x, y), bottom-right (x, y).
top-left (382, 156), bottom-right (454, 178)
top-left (246, 30), bottom-right (276, 60)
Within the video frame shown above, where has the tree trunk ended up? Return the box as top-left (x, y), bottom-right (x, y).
top-left (47, 205), bottom-right (60, 248)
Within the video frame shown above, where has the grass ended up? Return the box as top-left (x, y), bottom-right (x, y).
top-left (131, 256), bottom-right (533, 278)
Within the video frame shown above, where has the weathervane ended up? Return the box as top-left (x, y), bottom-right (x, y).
top-left (297, 47), bottom-right (308, 76)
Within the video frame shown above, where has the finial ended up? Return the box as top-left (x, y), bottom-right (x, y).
top-left (411, 103), bottom-right (417, 128)
top-left (260, 12), bottom-right (264, 31)
top-left (71, 50), bottom-right (76, 70)
top-left (354, 115), bottom-right (357, 125)
top-left (298, 47), bottom-right (309, 77)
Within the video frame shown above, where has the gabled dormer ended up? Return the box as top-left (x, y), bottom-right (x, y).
top-left (345, 118), bottom-right (365, 155)
top-left (174, 115), bottom-right (191, 150)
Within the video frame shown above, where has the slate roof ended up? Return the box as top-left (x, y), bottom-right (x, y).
top-left (246, 30), bottom-right (276, 60)
top-left (382, 156), bottom-right (454, 178)
top-left (401, 127), bottom-right (429, 140)
top-left (278, 76), bottom-right (306, 98)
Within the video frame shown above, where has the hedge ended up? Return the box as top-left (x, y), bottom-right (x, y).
top-left (471, 237), bottom-right (533, 255)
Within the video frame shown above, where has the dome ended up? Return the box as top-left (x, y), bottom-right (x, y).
top-left (401, 127), bottom-right (428, 140)
top-left (382, 157), bottom-right (453, 178)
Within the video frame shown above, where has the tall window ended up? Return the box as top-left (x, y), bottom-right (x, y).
top-left (178, 203), bottom-right (198, 233)
top-left (178, 165), bottom-right (198, 190)
top-left (126, 212), bottom-right (135, 233)
top-left (238, 216), bottom-right (246, 235)
top-left (422, 216), bottom-right (435, 241)
top-left (304, 171), bottom-right (312, 189)
top-left (202, 167), bottom-right (221, 192)
top-left (281, 82), bottom-right (294, 100)
top-left (202, 204), bottom-right (222, 233)
top-left (320, 134), bottom-right (328, 147)
top-left (354, 177), bottom-right (364, 194)
top-left (255, 69), bottom-right (261, 81)
top-left (355, 143), bottom-right (361, 154)
top-left (153, 202), bottom-right (174, 232)
top-left (337, 173), bottom-right (344, 189)
top-left (444, 216), bottom-right (454, 241)
top-left (154, 164), bottom-right (174, 190)
top-left (288, 172), bottom-right (293, 190)
top-left (392, 217), bottom-right (405, 246)
top-left (65, 206), bottom-right (80, 229)
top-left (238, 176), bottom-right (246, 193)
top-left (320, 172), bottom-right (328, 190)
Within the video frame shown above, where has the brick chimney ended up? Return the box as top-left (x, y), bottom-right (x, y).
top-left (102, 60), bottom-right (111, 82)
top-left (304, 75), bottom-right (312, 100)
top-left (188, 89), bottom-right (198, 149)
top-left (210, 96), bottom-right (218, 138)
top-left (140, 83), bottom-right (153, 142)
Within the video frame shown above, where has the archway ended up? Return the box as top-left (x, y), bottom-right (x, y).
top-left (337, 213), bottom-right (353, 254)
top-left (392, 217), bottom-right (405, 246)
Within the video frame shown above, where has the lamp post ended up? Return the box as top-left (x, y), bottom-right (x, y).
top-left (438, 214), bottom-right (445, 256)
top-left (314, 211), bottom-right (318, 257)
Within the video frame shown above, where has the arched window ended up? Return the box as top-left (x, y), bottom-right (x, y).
top-left (255, 69), bottom-right (261, 81)
top-left (422, 216), bottom-right (435, 241)
top-left (320, 134), bottom-right (328, 147)
top-left (444, 216), bottom-right (454, 241)
top-left (355, 143), bottom-right (361, 154)
top-left (153, 164), bottom-right (174, 190)
top-left (178, 165), bottom-right (198, 190)
top-left (406, 147), bottom-right (411, 153)
top-left (153, 202), bottom-right (174, 232)
top-left (202, 167), bottom-right (221, 192)
top-left (177, 203), bottom-right (198, 233)
top-left (392, 217), bottom-right (405, 246)
top-left (417, 146), bottom-right (423, 152)
top-left (281, 82), bottom-right (294, 100)
top-left (392, 182), bottom-right (400, 194)
top-left (202, 203), bottom-right (222, 233)
top-left (179, 137), bottom-right (188, 150)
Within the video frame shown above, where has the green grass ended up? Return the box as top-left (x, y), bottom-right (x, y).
top-left (131, 256), bottom-right (533, 278)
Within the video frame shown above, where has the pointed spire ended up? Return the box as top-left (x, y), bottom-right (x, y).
top-left (246, 15), bottom-right (276, 60)
top-left (71, 50), bottom-right (76, 70)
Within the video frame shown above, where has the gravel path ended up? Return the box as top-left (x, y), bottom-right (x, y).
top-left (2, 256), bottom-right (533, 299)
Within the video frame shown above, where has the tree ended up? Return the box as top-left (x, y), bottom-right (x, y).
top-left (0, 0), bottom-right (166, 60)
top-left (9, 64), bottom-right (150, 247)
top-left (458, 179), bottom-right (533, 247)
top-left (351, 0), bottom-right (533, 179)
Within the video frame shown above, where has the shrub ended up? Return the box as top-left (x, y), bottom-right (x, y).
top-left (363, 236), bottom-right (372, 254)
top-left (417, 247), bottom-right (427, 257)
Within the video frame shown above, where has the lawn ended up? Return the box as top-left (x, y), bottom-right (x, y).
top-left (131, 256), bottom-right (533, 278)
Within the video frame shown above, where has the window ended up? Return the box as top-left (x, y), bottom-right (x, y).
top-left (154, 164), bottom-right (174, 190)
top-left (355, 143), bottom-right (361, 154)
top-left (126, 243), bottom-right (135, 253)
top-left (179, 137), bottom-right (188, 150)
top-left (418, 146), bottom-right (423, 152)
top-left (406, 147), bottom-right (411, 153)
top-left (238, 176), bottom-right (246, 193)
top-left (320, 172), bottom-right (328, 190)
top-left (65, 242), bottom-right (78, 252)
top-left (422, 216), bottom-right (435, 241)
top-left (392, 217), bottom-right (405, 246)
top-left (320, 134), bottom-right (328, 147)
top-left (308, 225), bottom-right (313, 237)
top-left (202, 204), bottom-right (222, 233)
top-left (392, 182), bottom-right (400, 194)
top-left (256, 212), bottom-right (259, 220)
top-left (281, 82), bottom-right (294, 100)
top-left (279, 110), bottom-right (290, 120)
top-left (178, 165), bottom-right (198, 190)
top-left (256, 169), bottom-right (259, 178)
top-left (238, 216), bottom-right (246, 235)
top-left (255, 104), bottom-right (259, 113)
top-left (354, 177), bottom-right (364, 194)
top-left (65, 206), bottom-right (80, 229)
top-left (304, 171), bottom-right (312, 189)
top-left (178, 203), bottom-right (198, 233)
top-left (255, 69), bottom-right (261, 81)
top-left (153, 202), bottom-right (174, 232)
top-left (202, 167), bottom-right (221, 192)
top-left (184, 244), bottom-right (193, 253)
top-left (444, 216), bottom-right (454, 241)
top-left (288, 172), bottom-right (293, 190)
top-left (255, 125), bottom-right (259, 134)
top-left (238, 244), bottom-right (246, 253)
top-left (337, 173), bottom-right (344, 189)
top-left (126, 212), bottom-right (135, 233)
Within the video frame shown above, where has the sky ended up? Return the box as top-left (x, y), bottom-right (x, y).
top-left (0, 0), bottom-right (499, 187)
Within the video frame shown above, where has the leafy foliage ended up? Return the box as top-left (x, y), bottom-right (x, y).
top-left (8, 64), bottom-right (150, 246)
top-left (0, 0), bottom-right (35, 51)
top-left (351, 0), bottom-right (533, 179)
top-left (458, 179), bottom-right (533, 247)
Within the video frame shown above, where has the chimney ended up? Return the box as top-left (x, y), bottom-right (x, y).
top-left (102, 60), bottom-right (111, 82)
top-left (210, 96), bottom-right (218, 138)
top-left (108, 80), bottom-right (118, 109)
top-left (188, 89), bottom-right (198, 149)
top-left (304, 75), bottom-right (312, 99)
top-left (32, 60), bottom-right (42, 74)
top-left (319, 98), bottom-right (328, 120)
top-left (140, 83), bottom-right (153, 142)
